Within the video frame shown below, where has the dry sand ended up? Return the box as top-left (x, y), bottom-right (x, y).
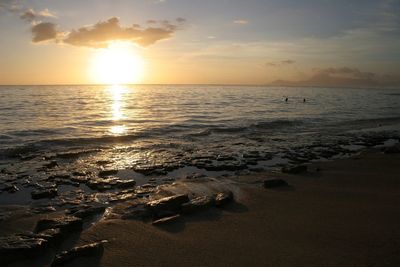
top-left (68, 150), bottom-right (400, 267)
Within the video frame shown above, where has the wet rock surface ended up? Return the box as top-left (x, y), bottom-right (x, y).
top-left (35, 215), bottom-right (83, 234)
top-left (146, 194), bottom-right (190, 217)
top-left (51, 240), bottom-right (107, 266)
top-left (215, 191), bottom-right (234, 207)
top-left (182, 196), bottom-right (215, 214)
top-left (0, 233), bottom-right (48, 263)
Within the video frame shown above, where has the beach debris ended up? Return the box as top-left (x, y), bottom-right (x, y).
top-left (0, 233), bottom-right (48, 263)
top-left (152, 214), bottom-right (180, 225)
top-left (35, 215), bottom-right (83, 234)
top-left (51, 240), bottom-right (108, 266)
top-left (282, 165), bottom-right (308, 174)
top-left (214, 191), bottom-right (234, 207)
top-left (31, 188), bottom-right (58, 199)
top-left (182, 196), bottom-right (215, 214)
top-left (146, 194), bottom-right (190, 217)
top-left (263, 178), bottom-right (289, 188)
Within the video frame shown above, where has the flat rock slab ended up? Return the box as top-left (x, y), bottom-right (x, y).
top-left (263, 179), bottom-right (289, 188)
top-left (51, 240), bottom-right (107, 266)
top-left (0, 234), bottom-right (48, 263)
top-left (182, 196), bottom-right (215, 214)
top-left (35, 215), bottom-right (83, 234)
top-left (146, 194), bottom-right (190, 216)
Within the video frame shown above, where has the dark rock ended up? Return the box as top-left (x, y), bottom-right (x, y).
top-left (152, 214), bottom-right (180, 225)
top-left (44, 161), bottom-right (58, 169)
top-left (116, 179), bottom-right (136, 189)
top-left (146, 194), bottom-right (189, 217)
top-left (121, 205), bottom-right (151, 220)
top-left (35, 216), bottom-right (83, 234)
top-left (263, 178), bottom-right (289, 188)
top-left (31, 206), bottom-right (57, 214)
top-left (214, 191), bottom-right (234, 207)
top-left (31, 188), bottom-right (58, 199)
top-left (282, 165), bottom-right (308, 174)
top-left (51, 240), bottom-right (107, 266)
top-left (2, 184), bottom-right (19, 193)
top-left (98, 169), bottom-right (118, 177)
top-left (0, 234), bottom-right (48, 263)
top-left (72, 171), bottom-right (87, 176)
top-left (71, 206), bottom-right (106, 219)
top-left (182, 196), bottom-right (215, 214)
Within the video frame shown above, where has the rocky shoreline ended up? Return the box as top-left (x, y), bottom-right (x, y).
top-left (0, 137), bottom-right (399, 266)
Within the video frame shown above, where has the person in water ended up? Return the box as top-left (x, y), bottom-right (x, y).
top-left (303, 98), bottom-right (306, 103)
top-left (285, 97), bottom-right (288, 102)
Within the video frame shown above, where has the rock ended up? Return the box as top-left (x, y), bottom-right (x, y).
top-left (263, 178), bottom-right (289, 188)
top-left (121, 205), bottom-right (151, 220)
top-left (31, 188), bottom-right (58, 199)
top-left (282, 165), bottom-right (308, 174)
top-left (2, 184), bottom-right (19, 193)
top-left (31, 206), bottom-right (57, 214)
top-left (152, 214), bottom-right (180, 225)
top-left (116, 179), bottom-right (136, 189)
top-left (0, 234), bottom-right (48, 263)
top-left (35, 215), bottom-right (83, 234)
top-left (51, 240), bottom-right (107, 266)
top-left (44, 161), bottom-right (58, 169)
top-left (214, 191), bottom-right (234, 207)
top-left (182, 196), bottom-right (215, 214)
top-left (146, 194), bottom-right (189, 217)
top-left (70, 206), bottom-right (106, 219)
top-left (98, 169), bottom-right (118, 177)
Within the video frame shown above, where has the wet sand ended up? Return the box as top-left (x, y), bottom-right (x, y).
top-left (68, 149), bottom-right (400, 267)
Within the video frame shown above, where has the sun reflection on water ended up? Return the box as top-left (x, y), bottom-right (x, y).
top-left (108, 85), bottom-right (127, 135)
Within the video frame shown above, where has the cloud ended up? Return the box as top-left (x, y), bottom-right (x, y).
top-left (20, 8), bottom-right (56, 22)
top-left (62, 16), bottom-right (185, 48)
top-left (266, 59), bottom-right (296, 67)
top-left (233, 19), bottom-right (249, 25)
top-left (31, 22), bottom-right (58, 43)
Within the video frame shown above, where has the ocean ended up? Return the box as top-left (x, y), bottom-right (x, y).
top-left (0, 85), bottom-right (399, 204)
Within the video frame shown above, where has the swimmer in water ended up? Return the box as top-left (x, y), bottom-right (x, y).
top-left (303, 98), bottom-right (306, 103)
top-left (285, 97), bottom-right (288, 102)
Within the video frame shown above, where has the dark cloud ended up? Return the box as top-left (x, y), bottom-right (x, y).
top-left (31, 22), bottom-right (58, 43)
top-left (266, 59), bottom-right (296, 67)
top-left (63, 16), bottom-right (185, 48)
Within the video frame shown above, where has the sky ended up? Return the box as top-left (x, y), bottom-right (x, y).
top-left (0, 0), bottom-right (399, 86)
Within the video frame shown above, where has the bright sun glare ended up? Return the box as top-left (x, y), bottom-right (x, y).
top-left (89, 42), bottom-right (144, 85)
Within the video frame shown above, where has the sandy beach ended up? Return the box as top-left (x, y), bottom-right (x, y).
top-left (8, 149), bottom-right (391, 267)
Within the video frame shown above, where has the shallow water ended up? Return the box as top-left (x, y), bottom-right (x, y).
top-left (1, 85), bottom-right (399, 158)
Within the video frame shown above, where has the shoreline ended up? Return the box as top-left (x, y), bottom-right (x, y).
top-left (2, 147), bottom-right (399, 266)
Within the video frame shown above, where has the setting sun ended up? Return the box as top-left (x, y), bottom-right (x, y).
top-left (89, 42), bottom-right (144, 85)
